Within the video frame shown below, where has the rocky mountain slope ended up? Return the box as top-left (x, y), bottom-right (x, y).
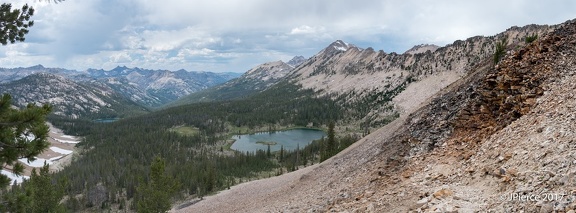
top-left (175, 19), bottom-right (576, 212)
top-left (0, 65), bottom-right (78, 83)
top-left (0, 66), bottom-right (241, 119)
top-left (0, 73), bottom-right (148, 118)
top-left (172, 24), bottom-right (551, 127)
top-left (84, 66), bottom-right (240, 107)
top-left (285, 25), bottom-right (554, 128)
top-left (169, 56), bottom-right (306, 105)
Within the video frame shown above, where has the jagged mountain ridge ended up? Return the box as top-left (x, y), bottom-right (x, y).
top-left (404, 44), bottom-right (440, 54)
top-left (280, 24), bottom-right (555, 127)
top-left (0, 65), bottom-right (78, 83)
top-left (0, 73), bottom-right (147, 118)
top-left (176, 19), bottom-right (575, 212)
top-left (171, 24), bottom-right (554, 128)
top-left (169, 56), bottom-right (306, 105)
top-left (286, 55), bottom-right (306, 68)
top-left (0, 65), bottom-right (241, 110)
top-left (82, 66), bottom-right (241, 107)
top-left (291, 24), bottom-right (555, 96)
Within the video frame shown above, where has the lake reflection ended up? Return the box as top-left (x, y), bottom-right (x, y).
top-left (230, 129), bottom-right (326, 152)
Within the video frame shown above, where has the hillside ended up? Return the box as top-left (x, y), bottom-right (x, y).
top-left (173, 24), bottom-right (553, 130)
top-left (0, 73), bottom-right (148, 119)
top-left (285, 25), bottom-right (553, 128)
top-left (0, 66), bottom-right (241, 119)
top-left (170, 56), bottom-right (305, 105)
top-left (1, 123), bottom-right (80, 184)
top-left (175, 19), bottom-right (576, 212)
top-left (85, 66), bottom-right (241, 107)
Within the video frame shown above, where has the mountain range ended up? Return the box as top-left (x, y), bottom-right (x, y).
top-left (0, 66), bottom-right (241, 118)
top-left (1, 20), bottom-right (550, 121)
top-left (173, 24), bottom-right (553, 129)
top-left (168, 55), bottom-right (306, 105)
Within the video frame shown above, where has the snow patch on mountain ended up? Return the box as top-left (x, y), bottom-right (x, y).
top-left (1, 170), bottom-right (28, 184)
top-left (50, 147), bottom-right (73, 155)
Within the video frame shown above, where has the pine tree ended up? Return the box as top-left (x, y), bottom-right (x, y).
top-left (319, 136), bottom-right (326, 161)
top-left (279, 145), bottom-right (284, 162)
top-left (326, 122), bottom-right (336, 157)
top-left (0, 3), bottom-right (34, 45)
top-left (28, 164), bottom-right (66, 212)
top-left (1, 164), bottom-right (65, 213)
top-left (493, 35), bottom-right (508, 65)
top-left (0, 94), bottom-right (51, 187)
top-left (295, 143), bottom-right (299, 167)
top-left (136, 156), bottom-right (181, 213)
top-left (1, 1), bottom-right (66, 45)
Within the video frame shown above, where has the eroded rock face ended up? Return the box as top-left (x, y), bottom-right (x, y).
top-left (315, 19), bottom-right (576, 212)
top-left (403, 19), bottom-right (576, 157)
top-left (360, 18), bottom-right (576, 213)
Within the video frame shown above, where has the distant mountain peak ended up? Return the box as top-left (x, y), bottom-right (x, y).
top-left (111, 65), bottom-right (129, 71)
top-left (404, 44), bottom-right (440, 54)
top-left (29, 64), bottom-right (45, 69)
top-left (330, 40), bottom-right (352, 51)
top-left (320, 40), bottom-right (356, 56)
top-left (286, 56), bottom-right (306, 68)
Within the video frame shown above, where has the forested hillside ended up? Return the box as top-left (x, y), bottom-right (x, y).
top-left (48, 81), bottom-right (353, 211)
top-left (0, 73), bottom-right (149, 119)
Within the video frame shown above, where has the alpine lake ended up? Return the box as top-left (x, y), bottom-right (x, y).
top-left (230, 128), bottom-right (326, 153)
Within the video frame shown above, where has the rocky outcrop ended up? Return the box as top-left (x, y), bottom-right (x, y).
top-left (331, 18), bottom-right (576, 212)
top-left (401, 19), bottom-right (574, 157)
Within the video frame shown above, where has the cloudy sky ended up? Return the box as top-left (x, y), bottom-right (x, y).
top-left (1, 0), bottom-right (574, 73)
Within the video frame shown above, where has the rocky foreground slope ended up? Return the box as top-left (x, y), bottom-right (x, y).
top-left (176, 19), bottom-right (576, 212)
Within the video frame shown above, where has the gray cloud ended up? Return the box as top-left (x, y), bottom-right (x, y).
top-left (1, 0), bottom-right (574, 72)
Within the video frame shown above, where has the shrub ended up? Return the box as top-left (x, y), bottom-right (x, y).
top-left (525, 33), bottom-right (538, 43)
top-left (493, 36), bottom-right (508, 65)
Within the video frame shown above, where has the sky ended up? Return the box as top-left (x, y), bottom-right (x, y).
top-left (1, 0), bottom-right (575, 73)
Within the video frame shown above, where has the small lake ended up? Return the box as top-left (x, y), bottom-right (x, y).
top-left (230, 129), bottom-right (326, 153)
top-left (93, 118), bottom-right (119, 123)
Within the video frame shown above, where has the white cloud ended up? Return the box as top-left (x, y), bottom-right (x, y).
top-left (178, 48), bottom-right (216, 57)
top-left (290, 25), bottom-right (325, 35)
top-left (109, 52), bottom-right (132, 63)
top-left (0, 0), bottom-right (574, 72)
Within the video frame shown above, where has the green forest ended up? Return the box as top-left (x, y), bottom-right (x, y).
top-left (0, 81), bottom-right (372, 212)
